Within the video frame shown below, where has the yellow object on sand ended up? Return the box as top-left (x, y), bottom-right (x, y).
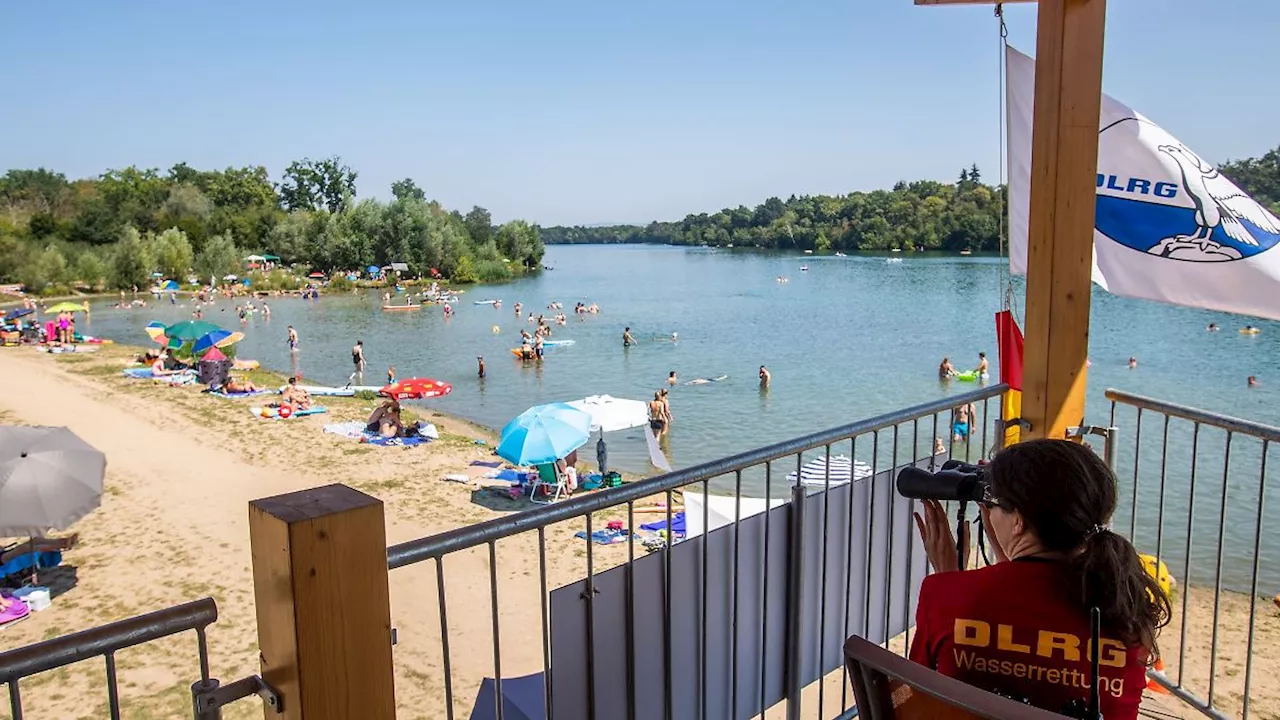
top-left (1140, 554), bottom-right (1175, 597)
top-left (233, 359), bottom-right (260, 370)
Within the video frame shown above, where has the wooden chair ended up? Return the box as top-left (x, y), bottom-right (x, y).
top-left (843, 635), bottom-right (1068, 720)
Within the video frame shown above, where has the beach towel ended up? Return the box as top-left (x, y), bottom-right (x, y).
top-left (0, 595), bottom-right (30, 627)
top-left (207, 388), bottom-right (273, 399)
top-left (470, 460), bottom-right (503, 468)
top-left (122, 368), bottom-right (195, 385)
top-left (488, 468), bottom-right (532, 483)
top-left (639, 511), bottom-right (687, 537)
top-left (323, 421), bottom-right (367, 439)
top-left (250, 406), bottom-right (327, 420)
top-left (574, 528), bottom-right (633, 545)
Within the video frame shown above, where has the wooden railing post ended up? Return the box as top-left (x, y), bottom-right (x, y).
top-left (249, 484), bottom-right (396, 719)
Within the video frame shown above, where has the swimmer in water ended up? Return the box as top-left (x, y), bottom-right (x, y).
top-left (667, 371), bottom-right (678, 385)
top-left (686, 375), bottom-right (729, 385)
top-left (623, 327), bottom-right (635, 347)
top-left (1248, 375), bottom-right (1258, 387)
top-left (759, 365), bottom-right (771, 388)
top-left (974, 352), bottom-right (989, 377)
top-left (1128, 356), bottom-right (1138, 369)
top-left (1207, 323), bottom-right (1219, 332)
top-left (938, 357), bottom-right (956, 379)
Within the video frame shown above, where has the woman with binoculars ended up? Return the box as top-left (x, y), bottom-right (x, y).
top-left (909, 439), bottom-right (1171, 720)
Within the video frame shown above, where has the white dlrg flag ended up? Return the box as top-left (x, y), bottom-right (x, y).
top-left (1007, 46), bottom-right (1280, 320)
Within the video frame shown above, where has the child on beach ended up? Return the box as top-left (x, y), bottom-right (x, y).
top-left (388, 366), bottom-right (396, 385)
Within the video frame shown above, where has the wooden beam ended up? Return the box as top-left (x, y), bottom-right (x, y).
top-left (250, 484), bottom-right (397, 720)
top-left (1021, 0), bottom-right (1107, 439)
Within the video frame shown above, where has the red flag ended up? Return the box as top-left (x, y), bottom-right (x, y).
top-left (995, 310), bottom-right (1024, 392)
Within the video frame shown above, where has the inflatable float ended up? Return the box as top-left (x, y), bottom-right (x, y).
top-left (474, 299), bottom-right (499, 305)
top-left (280, 385), bottom-right (382, 397)
top-left (381, 304), bottom-right (421, 311)
top-left (1240, 327), bottom-right (1261, 335)
top-left (953, 370), bottom-right (980, 382)
top-left (251, 405), bottom-right (327, 420)
top-left (232, 359), bottom-right (260, 371)
top-left (510, 348), bottom-right (535, 358)
top-left (542, 339), bottom-right (575, 347)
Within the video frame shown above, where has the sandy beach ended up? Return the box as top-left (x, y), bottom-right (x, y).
top-left (0, 344), bottom-right (1275, 719)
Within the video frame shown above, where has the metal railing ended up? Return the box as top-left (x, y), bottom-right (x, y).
top-left (1105, 388), bottom-right (1278, 720)
top-left (0, 597), bottom-right (280, 719)
top-left (386, 383), bottom-right (1007, 720)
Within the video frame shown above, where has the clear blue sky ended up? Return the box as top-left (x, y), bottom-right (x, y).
top-left (4, 0), bottom-right (1277, 226)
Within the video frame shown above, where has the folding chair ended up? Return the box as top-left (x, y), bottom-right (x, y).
top-left (529, 462), bottom-right (568, 504)
top-left (843, 635), bottom-right (1066, 720)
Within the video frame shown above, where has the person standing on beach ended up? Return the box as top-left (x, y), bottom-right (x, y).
top-left (351, 340), bottom-right (366, 382)
top-left (623, 327), bottom-right (635, 347)
top-left (287, 326), bottom-right (298, 352)
top-left (387, 366), bottom-right (396, 385)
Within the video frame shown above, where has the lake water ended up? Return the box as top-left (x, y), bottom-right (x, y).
top-left (79, 245), bottom-right (1280, 593)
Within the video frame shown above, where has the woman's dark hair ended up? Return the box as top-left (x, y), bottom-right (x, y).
top-left (987, 439), bottom-right (1171, 661)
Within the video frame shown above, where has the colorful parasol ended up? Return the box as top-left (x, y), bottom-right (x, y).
top-left (201, 346), bottom-right (228, 362)
top-left (193, 330), bottom-right (244, 355)
top-left (45, 302), bottom-right (86, 313)
top-left (145, 321), bottom-right (169, 345)
top-left (380, 378), bottom-right (453, 400)
top-left (164, 320), bottom-right (223, 343)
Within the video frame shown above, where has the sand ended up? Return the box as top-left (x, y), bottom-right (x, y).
top-left (0, 345), bottom-right (1275, 719)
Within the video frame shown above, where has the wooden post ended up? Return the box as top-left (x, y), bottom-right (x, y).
top-left (916, 0), bottom-right (1107, 439)
top-left (250, 484), bottom-right (396, 720)
top-left (1020, 0), bottom-right (1107, 439)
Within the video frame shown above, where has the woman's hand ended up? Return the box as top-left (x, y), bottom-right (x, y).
top-left (979, 506), bottom-right (1011, 564)
top-left (914, 499), bottom-right (968, 573)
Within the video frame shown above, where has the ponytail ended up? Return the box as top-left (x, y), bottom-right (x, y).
top-left (1071, 529), bottom-right (1171, 664)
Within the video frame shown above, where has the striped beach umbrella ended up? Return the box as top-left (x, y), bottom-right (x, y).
top-left (786, 455), bottom-right (873, 487)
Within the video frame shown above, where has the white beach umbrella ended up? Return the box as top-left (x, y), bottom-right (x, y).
top-left (785, 455), bottom-right (872, 487)
top-left (565, 395), bottom-right (649, 433)
top-left (0, 427), bottom-right (105, 536)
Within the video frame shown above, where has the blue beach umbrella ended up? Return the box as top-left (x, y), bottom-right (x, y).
top-left (161, 280), bottom-right (180, 291)
top-left (367, 265), bottom-right (380, 274)
top-left (3, 308), bottom-right (33, 321)
top-left (193, 330), bottom-right (244, 355)
top-left (496, 403), bottom-right (592, 466)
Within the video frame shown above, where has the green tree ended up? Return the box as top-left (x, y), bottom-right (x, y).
top-left (464, 206), bottom-right (493, 245)
top-left (19, 245), bottom-right (69, 293)
top-left (74, 251), bottom-right (108, 289)
top-left (111, 227), bottom-right (155, 289)
top-left (152, 227), bottom-right (194, 280)
top-left (452, 254), bottom-right (478, 283)
top-left (278, 157), bottom-right (357, 213)
top-left (194, 232), bottom-right (241, 282)
top-left (391, 178), bottom-right (425, 202)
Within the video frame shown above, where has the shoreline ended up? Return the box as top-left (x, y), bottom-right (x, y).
top-left (0, 344), bottom-right (1274, 718)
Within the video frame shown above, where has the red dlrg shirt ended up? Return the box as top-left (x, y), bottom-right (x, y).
top-left (908, 559), bottom-right (1148, 720)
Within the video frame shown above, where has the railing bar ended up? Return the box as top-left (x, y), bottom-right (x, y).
top-left (903, 420), bottom-right (918, 653)
top-left (1177, 422), bottom-right (1199, 688)
top-left (1109, 400), bottom-right (1116, 434)
top-left (1130, 408), bottom-right (1143, 539)
top-left (817, 444), bottom-right (833, 720)
top-left (840, 434), bottom-right (859, 713)
top-left (436, 557), bottom-right (456, 720)
top-left (584, 514), bottom-right (598, 720)
top-left (1207, 431), bottom-right (1232, 707)
top-left (539, 527), bottom-right (554, 719)
top-left (664, 488), bottom-right (674, 720)
top-left (864, 431), bottom-right (879, 648)
top-left (0, 597), bottom-right (218, 683)
top-left (980, 396), bottom-right (989, 460)
top-left (884, 425), bottom-right (898, 648)
top-left (625, 502), bottom-right (637, 720)
top-left (731, 470), bottom-right (742, 720)
top-left (1155, 415), bottom-right (1170, 567)
top-left (1241, 440), bottom-right (1268, 720)
top-left (760, 462), bottom-right (772, 717)
top-left (9, 679), bottom-right (21, 720)
top-left (489, 541), bottom-right (505, 720)
top-left (700, 477), bottom-right (709, 720)
top-left (1103, 388), bottom-right (1280, 442)
top-left (196, 626), bottom-right (211, 683)
top-left (387, 385), bottom-right (1008, 565)
top-left (105, 652), bottom-right (121, 720)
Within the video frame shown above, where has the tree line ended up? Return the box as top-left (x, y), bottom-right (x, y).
top-left (0, 157), bottom-right (546, 294)
top-left (541, 147), bottom-right (1280, 251)
top-left (541, 165), bottom-right (1006, 251)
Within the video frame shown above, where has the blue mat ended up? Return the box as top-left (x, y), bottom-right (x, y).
top-left (0, 551), bottom-right (62, 580)
top-left (492, 469), bottom-right (530, 483)
top-left (207, 389), bottom-right (273, 398)
top-left (639, 511), bottom-right (686, 536)
top-left (574, 529), bottom-right (633, 545)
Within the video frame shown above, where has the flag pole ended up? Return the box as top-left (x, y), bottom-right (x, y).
top-left (918, 0), bottom-right (1106, 440)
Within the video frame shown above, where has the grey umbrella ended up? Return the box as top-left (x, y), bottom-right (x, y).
top-left (0, 427), bottom-right (105, 537)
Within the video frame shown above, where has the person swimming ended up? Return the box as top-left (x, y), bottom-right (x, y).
top-left (623, 327), bottom-right (635, 347)
top-left (759, 365), bottom-right (771, 388)
top-left (1128, 356), bottom-right (1138, 369)
top-left (974, 352), bottom-right (989, 377)
top-left (1248, 375), bottom-right (1259, 387)
top-left (1207, 323), bottom-right (1219, 332)
top-left (667, 371), bottom-right (678, 385)
top-left (686, 375), bottom-right (729, 385)
top-left (938, 357), bottom-right (956, 379)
